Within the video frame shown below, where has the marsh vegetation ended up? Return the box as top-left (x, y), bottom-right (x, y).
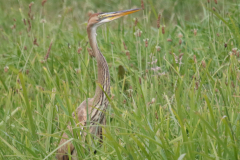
top-left (0, 0), bottom-right (239, 159)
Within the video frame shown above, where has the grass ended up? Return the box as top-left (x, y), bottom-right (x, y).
top-left (0, 0), bottom-right (240, 159)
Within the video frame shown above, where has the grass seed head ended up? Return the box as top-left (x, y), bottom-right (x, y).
top-left (232, 48), bottom-right (237, 54)
top-left (134, 29), bottom-right (142, 37)
top-left (11, 24), bottom-right (16, 30)
top-left (155, 46), bottom-right (161, 52)
top-left (194, 29), bottom-right (197, 36)
top-left (151, 98), bottom-right (156, 103)
top-left (201, 60), bottom-right (206, 68)
top-left (157, 14), bottom-right (161, 28)
top-left (27, 19), bottom-right (31, 32)
top-left (42, 0), bottom-right (47, 6)
top-left (179, 53), bottom-right (184, 59)
top-left (214, 0), bottom-right (218, 4)
top-left (179, 39), bottom-right (182, 45)
top-left (195, 81), bottom-right (199, 90)
top-left (87, 48), bottom-right (94, 57)
top-left (23, 19), bottom-right (26, 25)
top-left (33, 38), bottom-right (39, 46)
top-left (26, 69), bottom-right (29, 75)
top-left (111, 94), bottom-right (115, 100)
top-left (123, 41), bottom-right (128, 50)
top-left (225, 81), bottom-right (228, 86)
top-left (29, 2), bottom-right (34, 9)
top-left (134, 18), bottom-right (138, 26)
top-left (40, 60), bottom-right (45, 63)
top-left (151, 58), bottom-right (158, 65)
top-left (158, 72), bottom-right (166, 76)
top-left (28, 2), bottom-right (34, 19)
top-left (44, 41), bottom-right (53, 60)
top-left (77, 47), bottom-right (82, 54)
top-left (155, 112), bottom-right (158, 119)
top-left (125, 50), bottom-right (130, 60)
top-left (40, 19), bottom-right (46, 23)
top-left (52, 88), bottom-right (56, 93)
top-left (4, 66), bottom-right (9, 72)
top-left (75, 69), bottom-right (81, 74)
top-left (141, 0), bottom-right (144, 10)
top-left (17, 79), bottom-right (20, 84)
top-left (155, 66), bottom-right (161, 70)
top-left (143, 39), bottom-right (149, 47)
top-left (178, 33), bottom-right (183, 38)
top-left (162, 26), bottom-right (165, 34)
top-left (224, 43), bottom-right (227, 48)
top-left (193, 55), bottom-right (197, 63)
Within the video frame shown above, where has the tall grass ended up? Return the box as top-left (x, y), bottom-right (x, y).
top-left (0, 0), bottom-right (239, 159)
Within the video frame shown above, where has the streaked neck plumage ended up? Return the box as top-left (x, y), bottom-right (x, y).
top-left (87, 25), bottom-right (110, 112)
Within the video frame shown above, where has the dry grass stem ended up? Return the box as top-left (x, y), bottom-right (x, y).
top-left (44, 41), bottom-right (53, 60)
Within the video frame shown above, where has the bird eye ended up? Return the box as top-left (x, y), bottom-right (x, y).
top-left (98, 14), bottom-right (104, 19)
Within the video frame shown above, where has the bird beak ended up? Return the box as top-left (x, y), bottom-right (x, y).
top-left (99, 8), bottom-right (141, 22)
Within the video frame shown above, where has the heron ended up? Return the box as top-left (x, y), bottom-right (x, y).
top-left (56, 8), bottom-right (141, 159)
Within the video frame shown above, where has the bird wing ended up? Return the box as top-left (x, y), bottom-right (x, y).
top-left (56, 125), bottom-right (75, 160)
top-left (56, 99), bottom-right (93, 160)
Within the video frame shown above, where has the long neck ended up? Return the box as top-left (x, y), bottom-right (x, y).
top-left (87, 26), bottom-right (110, 107)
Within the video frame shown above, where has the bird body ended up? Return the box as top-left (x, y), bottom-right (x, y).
top-left (57, 8), bottom-right (141, 160)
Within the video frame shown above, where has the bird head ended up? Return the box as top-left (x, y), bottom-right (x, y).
top-left (87, 8), bottom-right (141, 28)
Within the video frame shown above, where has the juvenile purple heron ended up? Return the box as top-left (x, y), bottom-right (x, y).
top-left (57, 8), bottom-right (141, 159)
